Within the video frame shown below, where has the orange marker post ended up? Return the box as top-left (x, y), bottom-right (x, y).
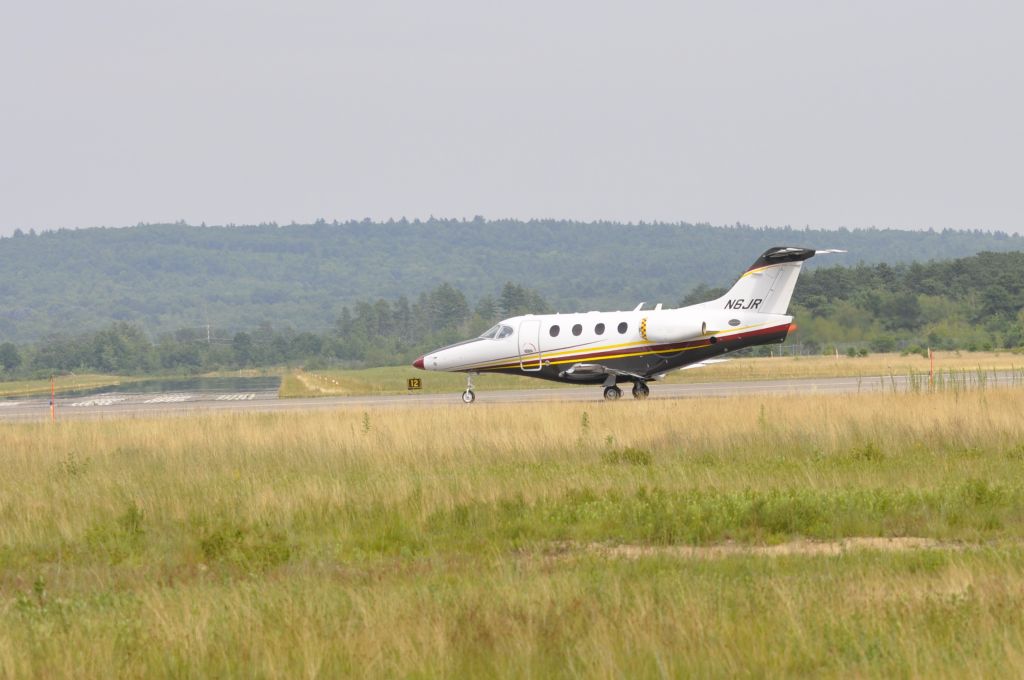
top-left (929, 348), bottom-right (934, 388)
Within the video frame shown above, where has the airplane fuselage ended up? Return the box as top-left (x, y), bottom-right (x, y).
top-left (413, 246), bottom-right (839, 401)
top-left (416, 307), bottom-right (793, 384)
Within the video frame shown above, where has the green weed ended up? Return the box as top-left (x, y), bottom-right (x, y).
top-left (601, 447), bottom-right (652, 466)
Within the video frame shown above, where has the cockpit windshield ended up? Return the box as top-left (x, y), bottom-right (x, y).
top-left (479, 324), bottom-right (514, 340)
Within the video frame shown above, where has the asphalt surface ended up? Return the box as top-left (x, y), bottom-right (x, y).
top-left (0, 371), bottom-right (1019, 422)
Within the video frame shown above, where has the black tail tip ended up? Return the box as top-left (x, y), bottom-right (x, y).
top-left (748, 247), bottom-right (816, 271)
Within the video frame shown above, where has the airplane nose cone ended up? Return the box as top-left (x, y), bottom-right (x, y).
top-left (413, 355), bottom-right (425, 370)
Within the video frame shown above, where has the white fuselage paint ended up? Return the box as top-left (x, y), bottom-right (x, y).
top-left (420, 306), bottom-right (792, 376)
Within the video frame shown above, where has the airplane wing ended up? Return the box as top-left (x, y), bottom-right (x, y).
top-left (558, 363), bottom-right (648, 382)
top-left (680, 358), bottom-right (731, 371)
top-left (560, 357), bottom-right (732, 381)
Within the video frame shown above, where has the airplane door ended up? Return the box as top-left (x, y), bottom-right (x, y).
top-left (518, 319), bottom-right (542, 371)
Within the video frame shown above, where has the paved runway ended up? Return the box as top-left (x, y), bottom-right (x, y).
top-left (0, 371), bottom-right (1019, 421)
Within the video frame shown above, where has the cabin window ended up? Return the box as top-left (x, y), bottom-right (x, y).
top-left (479, 324), bottom-right (500, 339)
top-left (496, 325), bottom-right (514, 339)
top-left (595, 323), bottom-right (605, 335)
top-left (618, 322), bottom-right (628, 334)
top-left (549, 325), bottom-right (560, 337)
top-left (572, 324), bottom-right (582, 336)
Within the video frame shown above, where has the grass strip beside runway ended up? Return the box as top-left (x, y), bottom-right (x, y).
top-left (279, 350), bottom-right (1024, 397)
top-left (3, 388), bottom-right (1024, 676)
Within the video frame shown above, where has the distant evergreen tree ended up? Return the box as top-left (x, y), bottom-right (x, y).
top-left (428, 283), bottom-right (469, 331)
top-left (232, 332), bottom-right (254, 366)
top-left (475, 295), bottom-right (499, 321)
top-left (89, 323), bottom-right (153, 373)
top-left (499, 283), bottom-right (550, 316)
top-left (0, 342), bottom-right (20, 372)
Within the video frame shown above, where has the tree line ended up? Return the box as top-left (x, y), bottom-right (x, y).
top-left (790, 251), bottom-right (1024, 353)
top-left (0, 282), bottom-right (550, 377)
top-left (2, 219), bottom-right (1022, 344)
top-left (2, 250), bottom-right (1023, 378)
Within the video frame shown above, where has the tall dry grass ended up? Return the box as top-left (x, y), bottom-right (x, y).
top-left (3, 387), bottom-right (1024, 677)
top-left (666, 349), bottom-right (1024, 382)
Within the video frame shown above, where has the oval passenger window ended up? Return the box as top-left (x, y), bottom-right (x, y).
top-left (549, 325), bottom-right (560, 337)
top-left (572, 324), bottom-right (582, 336)
top-left (595, 323), bottom-right (605, 335)
top-left (617, 322), bottom-right (628, 334)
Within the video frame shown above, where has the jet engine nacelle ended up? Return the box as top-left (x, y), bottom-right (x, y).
top-left (641, 314), bottom-right (717, 344)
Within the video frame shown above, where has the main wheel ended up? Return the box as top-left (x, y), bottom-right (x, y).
top-left (461, 389), bottom-right (476, 404)
top-left (632, 382), bottom-right (650, 400)
top-left (603, 385), bottom-right (622, 401)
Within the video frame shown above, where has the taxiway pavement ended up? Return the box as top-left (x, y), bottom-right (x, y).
top-left (0, 371), bottom-right (1018, 422)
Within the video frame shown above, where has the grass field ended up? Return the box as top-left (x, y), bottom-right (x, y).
top-left (663, 348), bottom-right (1024, 383)
top-left (0, 369), bottom-right (285, 400)
top-left (0, 374), bottom-right (130, 399)
top-left (280, 350), bottom-right (1024, 397)
top-left (3, 385), bottom-right (1024, 677)
top-left (280, 365), bottom-right (561, 397)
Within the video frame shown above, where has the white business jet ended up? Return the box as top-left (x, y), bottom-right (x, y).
top-left (413, 247), bottom-right (843, 402)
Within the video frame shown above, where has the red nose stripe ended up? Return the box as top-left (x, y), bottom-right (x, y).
top-left (413, 356), bottom-right (425, 369)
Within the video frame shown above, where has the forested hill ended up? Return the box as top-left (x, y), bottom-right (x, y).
top-left (1, 219), bottom-right (1021, 342)
top-left (3, 249), bottom-right (1023, 377)
top-left (790, 251), bottom-right (1024, 352)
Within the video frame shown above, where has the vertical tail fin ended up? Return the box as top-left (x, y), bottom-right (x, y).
top-left (713, 247), bottom-right (832, 315)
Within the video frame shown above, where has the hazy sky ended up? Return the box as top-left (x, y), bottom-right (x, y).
top-left (1, 1), bottom-right (1021, 236)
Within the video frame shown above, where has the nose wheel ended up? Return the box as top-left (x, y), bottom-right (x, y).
top-left (461, 372), bottom-right (477, 404)
top-left (632, 382), bottom-right (650, 400)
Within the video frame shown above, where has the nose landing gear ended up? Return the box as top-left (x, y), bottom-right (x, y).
top-left (462, 372), bottom-right (477, 404)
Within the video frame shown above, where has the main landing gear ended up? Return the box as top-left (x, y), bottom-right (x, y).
top-left (462, 372), bottom-right (476, 404)
top-left (631, 381), bottom-right (650, 400)
top-left (602, 381), bottom-right (650, 401)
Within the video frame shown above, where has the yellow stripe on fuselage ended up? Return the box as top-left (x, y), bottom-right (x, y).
top-left (481, 342), bottom-right (711, 372)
